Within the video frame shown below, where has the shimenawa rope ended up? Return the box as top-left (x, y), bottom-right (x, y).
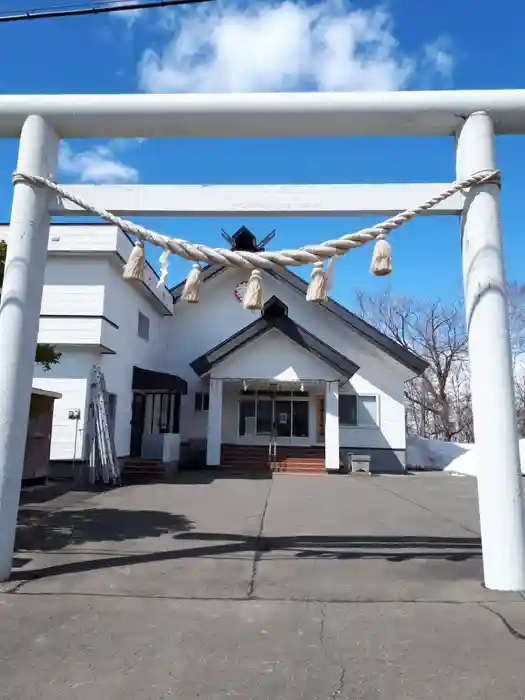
top-left (11, 169), bottom-right (500, 310)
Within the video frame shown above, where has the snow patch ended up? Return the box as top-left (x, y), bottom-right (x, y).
top-left (407, 435), bottom-right (525, 477)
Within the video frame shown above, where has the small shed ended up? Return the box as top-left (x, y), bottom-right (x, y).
top-left (23, 387), bottom-right (62, 485)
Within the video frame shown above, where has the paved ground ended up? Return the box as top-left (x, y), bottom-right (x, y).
top-left (2, 472), bottom-right (525, 699)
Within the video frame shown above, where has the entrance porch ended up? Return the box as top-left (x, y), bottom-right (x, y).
top-left (205, 379), bottom-right (342, 472)
top-left (128, 366), bottom-right (187, 464)
top-left (189, 296), bottom-right (360, 473)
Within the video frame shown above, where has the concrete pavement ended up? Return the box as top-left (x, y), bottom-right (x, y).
top-left (2, 472), bottom-right (525, 699)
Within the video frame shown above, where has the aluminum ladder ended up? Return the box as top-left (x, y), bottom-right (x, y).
top-left (87, 365), bottom-right (120, 485)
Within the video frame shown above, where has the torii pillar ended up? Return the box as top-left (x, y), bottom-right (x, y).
top-left (0, 115), bottom-right (58, 581)
top-left (456, 111), bottom-right (525, 591)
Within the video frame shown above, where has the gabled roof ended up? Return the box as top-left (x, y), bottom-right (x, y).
top-left (172, 265), bottom-right (427, 376)
top-left (190, 296), bottom-right (360, 380)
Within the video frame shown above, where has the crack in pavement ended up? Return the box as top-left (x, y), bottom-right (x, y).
top-left (247, 479), bottom-right (273, 599)
top-left (330, 667), bottom-right (346, 699)
top-left (3, 589), bottom-right (523, 604)
top-left (372, 480), bottom-right (480, 536)
top-left (479, 603), bottom-right (525, 641)
top-left (317, 603), bottom-right (347, 700)
top-left (319, 602), bottom-right (326, 648)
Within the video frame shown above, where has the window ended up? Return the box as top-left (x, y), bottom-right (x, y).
top-left (359, 396), bottom-right (378, 427)
top-left (194, 392), bottom-right (210, 412)
top-left (339, 395), bottom-right (357, 426)
top-left (339, 394), bottom-right (378, 427)
top-left (238, 391), bottom-right (309, 438)
top-left (239, 399), bottom-right (256, 436)
top-left (138, 311), bottom-right (150, 341)
top-left (143, 392), bottom-right (181, 434)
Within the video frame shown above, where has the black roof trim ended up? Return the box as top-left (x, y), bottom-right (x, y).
top-left (174, 263), bottom-right (427, 376)
top-left (190, 296), bottom-right (360, 379)
top-left (269, 267), bottom-right (428, 375)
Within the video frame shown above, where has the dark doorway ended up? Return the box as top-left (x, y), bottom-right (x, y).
top-left (130, 392), bottom-right (145, 458)
top-left (275, 400), bottom-right (292, 438)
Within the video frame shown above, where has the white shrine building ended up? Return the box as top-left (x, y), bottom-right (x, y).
top-left (0, 222), bottom-right (426, 474)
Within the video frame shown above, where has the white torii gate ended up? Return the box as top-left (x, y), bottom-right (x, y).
top-left (0, 91), bottom-right (524, 590)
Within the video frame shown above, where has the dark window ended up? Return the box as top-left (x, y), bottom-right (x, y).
top-left (143, 392), bottom-right (181, 434)
top-left (339, 395), bottom-right (357, 426)
top-left (138, 311), bottom-right (150, 341)
top-left (256, 398), bottom-right (273, 434)
top-left (194, 392), bottom-right (210, 412)
top-left (169, 393), bottom-right (181, 433)
top-left (292, 400), bottom-right (309, 437)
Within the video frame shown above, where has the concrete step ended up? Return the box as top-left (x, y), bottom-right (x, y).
top-left (120, 459), bottom-right (165, 476)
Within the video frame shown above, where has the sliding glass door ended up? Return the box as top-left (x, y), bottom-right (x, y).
top-left (238, 390), bottom-right (309, 442)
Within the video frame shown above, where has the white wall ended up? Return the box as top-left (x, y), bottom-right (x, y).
top-left (40, 257), bottom-right (106, 315)
top-left (33, 349), bottom-right (98, 460)
top-left (100, 261), bottom-right (171, 457)
top-left (167, 268), bottom-right (410, 450)
top-left (211, 329), bottom-right (341, 383)
top-left (28, 243), bottom-right (172, 459)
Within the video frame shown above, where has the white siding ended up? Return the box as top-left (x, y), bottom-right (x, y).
top-left (100, 264), bottom-right (171, 457)
top-left (210, 329), bottom-right (341, 382)
top-left (40, 258), bottom-right (107, 316)
top-left (0, 223), bottom-right (119, 253)
top-left (38, 317), bottom-right (115, 347)
top-left (25, 242), bottom-right (171, 459)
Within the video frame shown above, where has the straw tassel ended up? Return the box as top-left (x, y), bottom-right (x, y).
top-left (122, 240), bottom-right (145, 280)
top-left (181, 263), bottom-right (203, 303)
top-left (157, 249), bottom-right (170, 288)
top-left (370, 233), bottom-right (392, 276)
top-left (325, 255), bottom-right (339, 292)
top-left (243, 269), bottom-right (263, 310)
top-left (306, 261), bottom-right (328, 302)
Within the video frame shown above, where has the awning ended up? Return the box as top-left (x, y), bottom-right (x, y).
top-left (132, 366), bottom-right (187, 394)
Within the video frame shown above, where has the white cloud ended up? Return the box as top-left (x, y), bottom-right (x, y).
top-left (424, 38), bottom-right (454, 79)
top-left (137, 0), bottom-right (453, 93)
top-left (110, 0), bottom-right (143, 28)
top-left (59, 140), bottom-right (139, 183)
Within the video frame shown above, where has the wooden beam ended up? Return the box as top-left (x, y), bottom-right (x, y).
top-left (49, 183), bottom-right (465, 218)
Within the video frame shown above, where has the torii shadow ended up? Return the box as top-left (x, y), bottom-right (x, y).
top-left (10, 531), bottom-right (481, 583)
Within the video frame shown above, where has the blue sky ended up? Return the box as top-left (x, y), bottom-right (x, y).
top-left (0, 0), bottom-right (524, 307)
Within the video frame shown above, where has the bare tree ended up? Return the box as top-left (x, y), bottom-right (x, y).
top-left (508, 282), bottom-right (525, 363)
top-left (508, 283), bottom-right (525, 436)
top-left (356, 290), bottom-right (470, 441)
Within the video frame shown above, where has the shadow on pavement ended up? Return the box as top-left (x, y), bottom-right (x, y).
top-left (10, 523), bottom-right (481, 582)
top-left (15, 508), bottom-right (194, 552)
